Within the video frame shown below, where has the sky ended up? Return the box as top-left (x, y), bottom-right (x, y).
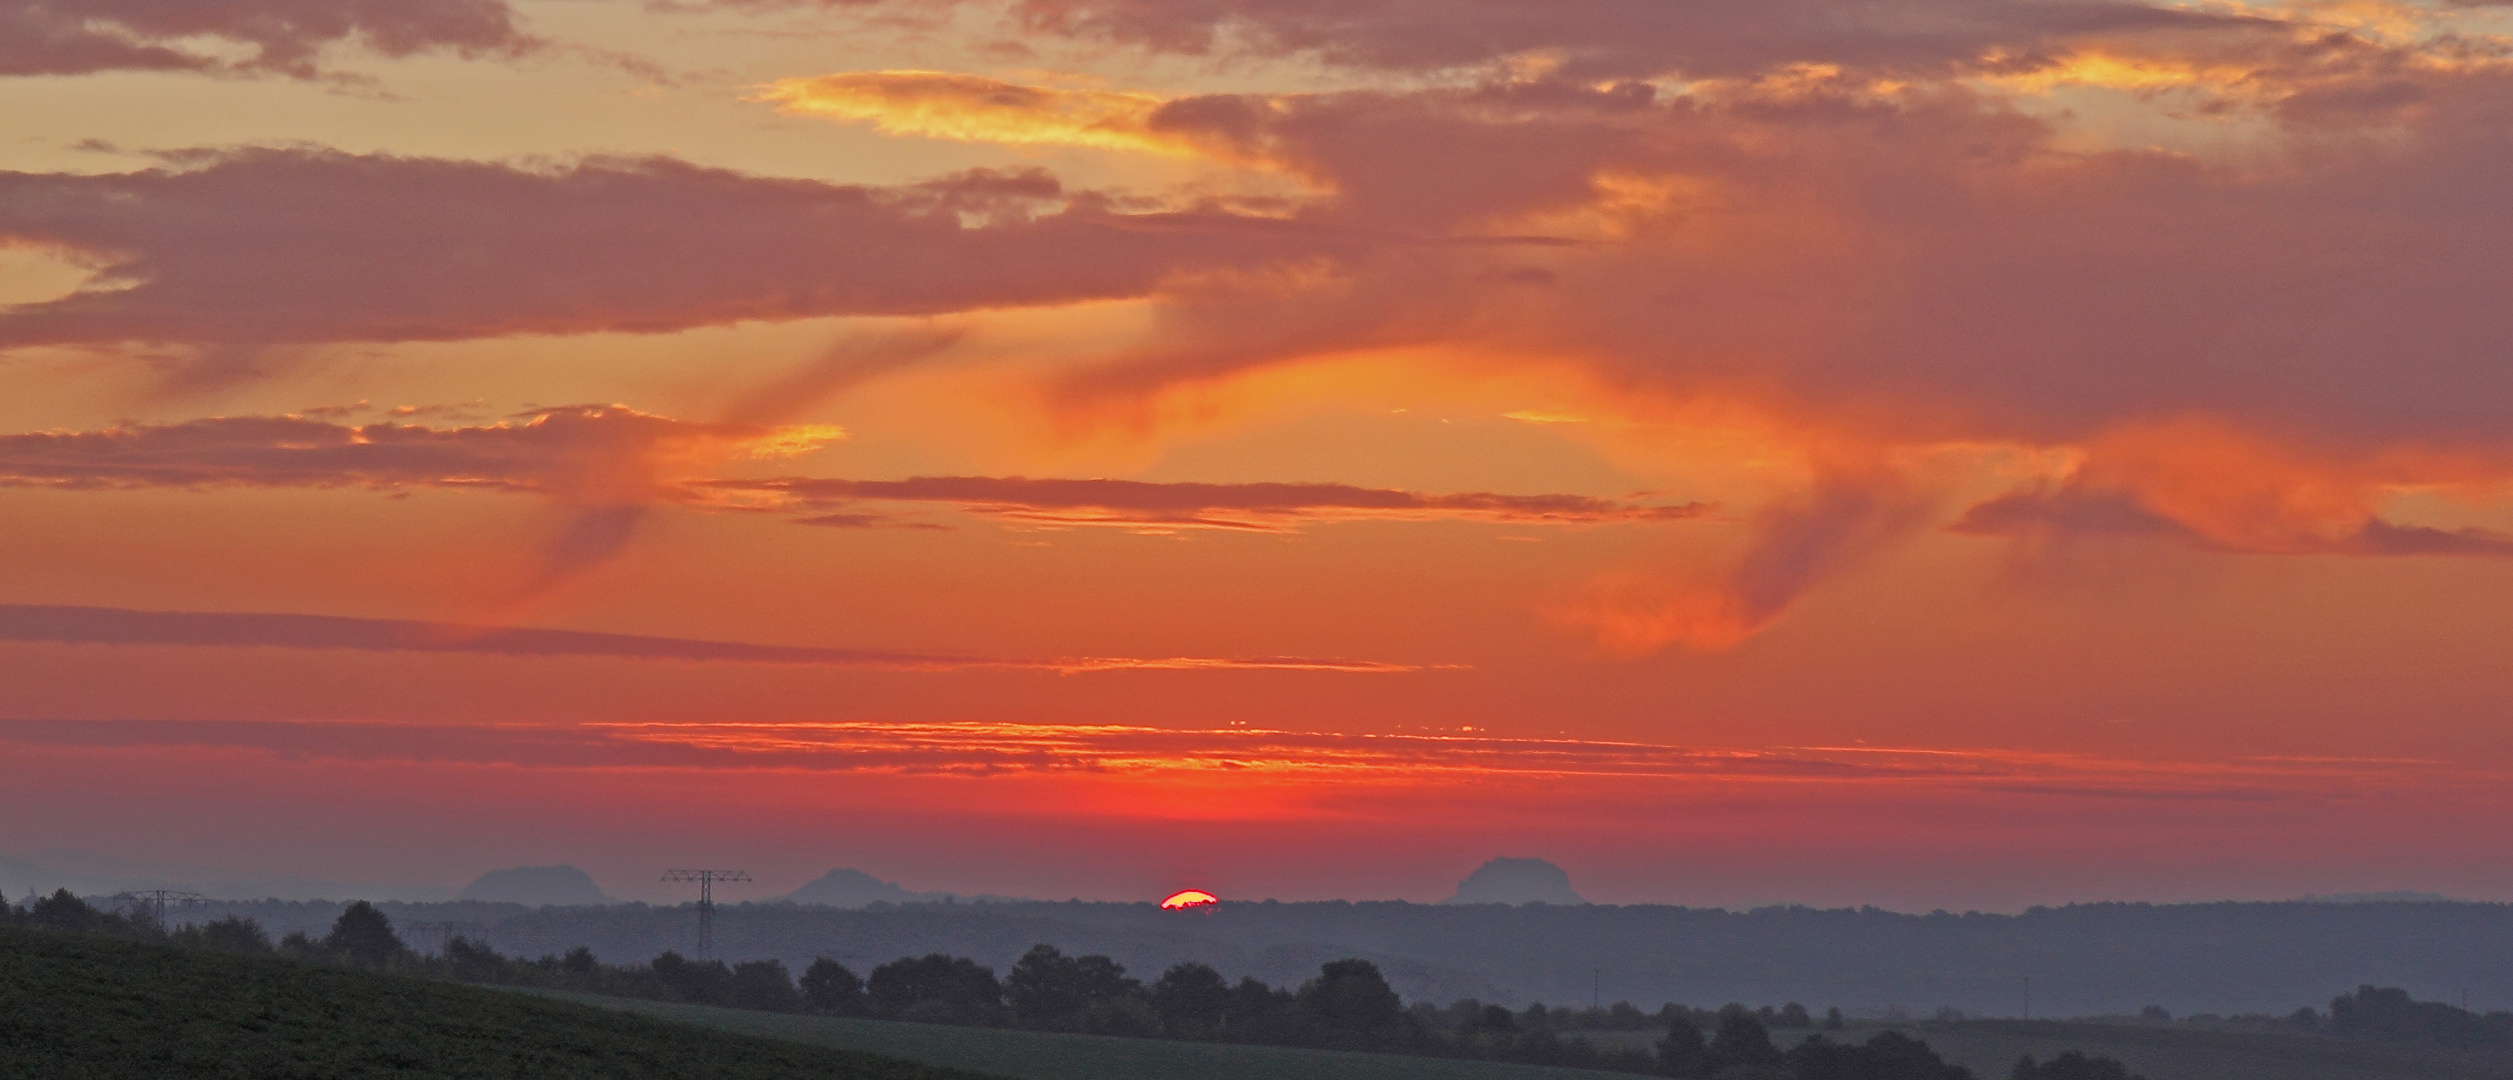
top-left (5, 0), bottom-right (2513, 911)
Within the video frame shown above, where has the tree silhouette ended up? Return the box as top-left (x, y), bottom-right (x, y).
top-left (322, 901), bottom-right (407, 968)
top-left (1298, 957), bottom-right (1405, 1041)
top-left (801, 958), bottom-right (864, 1015)
top-left (2011, 1050), bottom-right (2146, 1080)
top-left (1654, 1013), bottom-right (1708, 1077)
top-left (1151, 962), bottom-right (1229, 1038)
top-left (730, 959), bottom-right (802, 1012)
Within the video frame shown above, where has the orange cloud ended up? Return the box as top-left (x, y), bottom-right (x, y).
top-left (714, 474), bottom-right (1712, 532)
top-left (755, 71), bottom-right (1222, 158)
top-left (1952, 419), bottom-right (2513, 557)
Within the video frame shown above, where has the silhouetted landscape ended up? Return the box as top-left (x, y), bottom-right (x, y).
top-left (159, 886), bottom-right (2513, 1019)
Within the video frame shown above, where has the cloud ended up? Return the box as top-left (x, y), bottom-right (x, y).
top-left (1558, 473), bottom-right (1922, 653)
top-left (963, 0), bottom-right (2291, 83)
top-left (0, 0), bottom-right (532, 79)
top-left (0, 714), bottom-right (2471, 803)
top-left (1953, 485), bottom-right (2513, 557)
top-left (755, 71), bottom-right (1209, 157)
top-left (0, 603), bottom-right (1434, 673)
top-left (0, 404), bottom-right (842, 588)
top-left (711, 474), bottom-right (1713, 531)
top-left (1946, 420), bottom-right (2513, 558)
top-left (0, 405), bottom-right (833, 502)
top-left (0, 407), bottom-right (1713, 547)
top-left (0, 147), bottom-right (1342, 348)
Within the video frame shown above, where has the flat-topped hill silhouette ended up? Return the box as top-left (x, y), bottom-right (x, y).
top-left (459, 865), bottom-right (610, 906)
top-left (1444, 858), bottom-right (1587, 906)
top-left (786, 868), bottom-right (953, 908)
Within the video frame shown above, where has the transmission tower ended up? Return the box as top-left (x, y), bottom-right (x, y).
top-left (110, 889), bottom-right (207, 927)
top-left (661, 869), bottom-right (749, 958)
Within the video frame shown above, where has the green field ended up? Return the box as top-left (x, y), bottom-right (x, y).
top-left (546, 991), bottom-right (1647, 1080)
top-left (1914, 1019), bottom-right (2504, 1080)
top-left (0, 926), bottom-right (996, 1080)
top-left (1580, 1018), bottom-right (2508, 1080)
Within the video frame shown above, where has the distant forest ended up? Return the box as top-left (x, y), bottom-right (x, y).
top-left (163, 894), bottom-right (2513, 1017)
top-left (0, 888), bottom-right (2203, 1080)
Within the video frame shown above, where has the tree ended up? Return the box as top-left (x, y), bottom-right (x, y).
top-left (801, 958), bottom-right (864, 1015)
top-left (1007, 944), bottom-right (1085, 1028)
top-left (1151, 962), bottom-right (1229, 1039)
top-left (29, 889), bottom-right (101, 934)
top-left (867, 953), bottom-right (1006, 1025)
top-left (1791, 1030), bottom-right (1972, 1080)
top-left (1776, 1002), bottom-right (1812, 1028)
top-left (1705, 1007), bottom-right (1785, 1076)
top-left (730, 959), bottom-right (803, 1012)
top-left (2011, 1050), bottom-right (2146, 1080)
top-left (1297, 958), bottom-right (1406, 1045)
top-left (651, 950), bottom-right (734, 1005)
top-left (561, 946), bottom-right (601, 989)
top-left (1824, 1006), bottom-right (1845, 1030)
top-left (1654, 1013), bottom-right (1708, 1077)
top-left (186, 915), bottom-right (272, 954)
top-left (443, 936), bottom-right (507, 982)
top-left (322, 901), bottom-right (407, 968)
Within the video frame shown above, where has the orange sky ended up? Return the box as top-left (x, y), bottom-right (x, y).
top-left (5, 0), bottom-right (2513, 907)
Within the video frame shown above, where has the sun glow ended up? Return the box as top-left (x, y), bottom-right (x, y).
top-left (1160, 889), bottom-right (1219, 910)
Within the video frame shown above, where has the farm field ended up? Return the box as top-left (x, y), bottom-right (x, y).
top-left (548, 991), bottom-right (1645, 1080)
top-left (0, 926), bottom-right (995, 1080)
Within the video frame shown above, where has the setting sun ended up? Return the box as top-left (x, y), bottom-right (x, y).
top-left (1159, 890), bottom-right (1219, 911)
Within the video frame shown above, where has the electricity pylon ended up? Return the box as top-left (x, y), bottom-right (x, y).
top-left (661, 869), bottom-right (749, 958)
top-left (110, 889), bottom-right (207, 926)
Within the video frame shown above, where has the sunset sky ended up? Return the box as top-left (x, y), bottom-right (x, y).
top-left (6, 0), bottom-right (2513, 911)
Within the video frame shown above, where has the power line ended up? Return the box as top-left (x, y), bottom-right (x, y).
top-left (661, 869), bottom-right (749, 959)
top-left (109, 889), bottom-right (207, 926)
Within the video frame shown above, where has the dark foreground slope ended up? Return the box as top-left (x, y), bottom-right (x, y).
top-left (0, 926), bottom-right (995, 1080)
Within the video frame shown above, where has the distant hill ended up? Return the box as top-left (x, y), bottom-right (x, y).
top-left (1444, 858), bottom-right (1588, 906)
top-left (2298, 891), bottom-right (2459, 904)
top-left (0, 923), bottom-right (996, 1080)
top-left (787, 868), bottom-right (953, 908)
top-left (460, 865), bottom-right (611, 906)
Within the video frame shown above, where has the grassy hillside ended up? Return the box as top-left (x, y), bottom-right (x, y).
top-left (0, 926), bottom-right (997, 1080)
top-left (548, 991), bottom-right (1650, 1080)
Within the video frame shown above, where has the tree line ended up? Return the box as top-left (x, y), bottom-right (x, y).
top-left (5, 889), bottom-right (2152, 1079)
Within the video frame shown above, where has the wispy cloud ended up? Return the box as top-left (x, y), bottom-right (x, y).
top-left (0, 603), bottom-right (1436, 674)
top-left (0, 715), bottom-right (2477, 804)
top-left (715, 474), bottom-right (1712, 531)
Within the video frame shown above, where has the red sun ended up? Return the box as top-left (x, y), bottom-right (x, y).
top-left (1160, 889), bottom-right (1220, 910)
